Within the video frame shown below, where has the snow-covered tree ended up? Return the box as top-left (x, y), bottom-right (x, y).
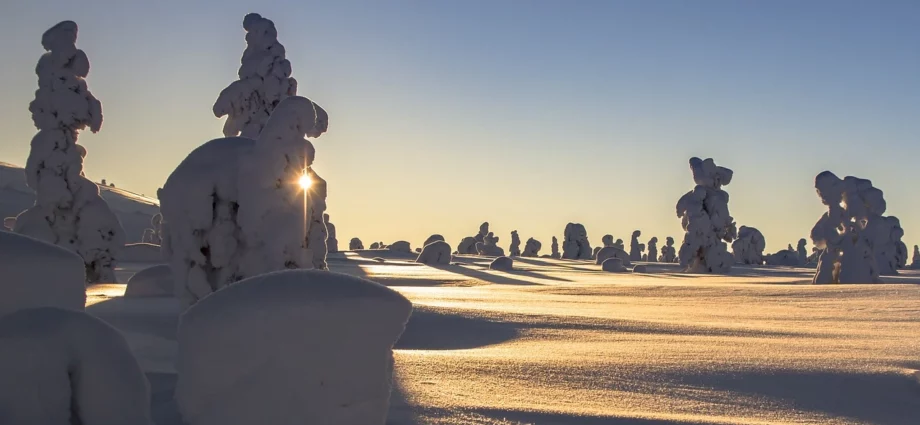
top-left (676, 157), bottom-right (736, 273)
top-left (629, 230), bottom-right (644, 261)
top-left (659, 237), bottom-right (677, 262)
top-left (732, 226), bottom-right (765, 265)
top-left (509, 230), bottom-right (521, 256)
top-left (562, 223), bottom-right (592, 260)
top-left (213, 13), bottom-right (298, 139)
top-left (551, 236), bottom-right (560, 259)
top-left (647, 237), bottom-right (659, 263)
top-left (323, 214), bottom-right (338, 253)
top-left (349, 237), bottom-right (364, 250)
top-left (522, 237), bottom-right (542, 257)
top-left (14, 21), bottom-right (124, 284)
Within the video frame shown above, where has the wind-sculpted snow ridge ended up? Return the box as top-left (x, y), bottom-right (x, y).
top-left (15, 21), bottom-right (124, 284)
top-left (0, 231), bottom-right (85, 318)
top-left (810, 171), bottom-right (906, 283)
top-left (416, 240), bottom-right (452, 265)
top-left (324, 214), bottom-right (338, 253)
top-left (176, 270), bottom-right (411, 425)
top-left (349, 237), bottom-right (364, 250)
top-left (629, 230), bottom-right (644, 261)
top-left (732, 226), bottom-right (765, 265)
top-left (676, 157), bottom-right (736, 273)
top-left (160, 96), bottom-right (326, 308)
top-left (562, 223), bottom-right (592, 260)
top-left (509, 230), bottom-right (521, 256)
top-left (0, 308), bottom-right (152, 425)
top-left (522, 237), bottom-right (542, 257)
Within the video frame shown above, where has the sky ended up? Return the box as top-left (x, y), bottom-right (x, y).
top-left (1, 0), bottom-right (918, 254)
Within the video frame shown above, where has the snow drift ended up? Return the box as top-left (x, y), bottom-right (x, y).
top-left (175, 270), bottom-right (412, 425)
top-left (416, 240), bottom-right (452, 265)
top-left (124, 264), bottom-right (173, 298)
top-left (0, 231), bottom-right (85, 318)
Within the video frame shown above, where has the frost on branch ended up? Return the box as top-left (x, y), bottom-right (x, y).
top-left (562, 223), bottom-right (592, 260)
top-left (509, 230), bottom-right (521, 256)
top-left (676, 157), bottom-right (736, 273)
top-left (213, 13), bottom-right (298, 139)
top-left (522, 237), bottom-right (541, 257)
top-left (731, 226), bottom-right (765, 265)
top-left (161, 96), bottom-right (327, 307)
top-left (15, 21), bottom-right (124, 284)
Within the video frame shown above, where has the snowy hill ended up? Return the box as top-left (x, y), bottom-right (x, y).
top-left (0, 161), bottom-right (159, 242)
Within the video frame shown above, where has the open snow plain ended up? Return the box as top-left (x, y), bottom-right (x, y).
top-left (89, 252), bottom-right (920, 425)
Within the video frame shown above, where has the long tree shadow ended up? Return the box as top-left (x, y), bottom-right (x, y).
top-left (429, 263), bottom-right (542, 286)
top-left (666, 370), bottom-right (920, 425)
top-left (396, 306), bottom-right (521, 350)
top-left (468, 408), bottom-right (724, 425)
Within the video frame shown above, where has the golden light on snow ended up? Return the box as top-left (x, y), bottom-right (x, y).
top-left (298, 173), bottom-right (313, 190)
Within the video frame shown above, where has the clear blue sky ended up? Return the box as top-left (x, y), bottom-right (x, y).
top-left (1, 0), bottom-right (918, 253)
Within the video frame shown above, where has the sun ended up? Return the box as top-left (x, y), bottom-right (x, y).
top-left (298, 174), bottom-right (312, 190)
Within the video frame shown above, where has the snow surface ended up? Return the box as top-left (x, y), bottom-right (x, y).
top-left (0, 307), bottom-right (152, 425)
top-left (175, 269), bottom-right (412, 425)
top-left (124, 264), bottom-right (173, 298)
top-left (489, 256), bottom-right (514, 271)
top-left (0, 231), bottom-right (85, 318)
top-left (87, 254), bottom-right (920, 425)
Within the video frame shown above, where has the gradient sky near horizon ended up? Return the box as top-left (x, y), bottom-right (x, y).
top-left (1, 0), bottom-right (918, 253)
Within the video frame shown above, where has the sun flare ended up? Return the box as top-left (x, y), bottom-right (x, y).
top-left (298, 174), bottom-right (312, 190)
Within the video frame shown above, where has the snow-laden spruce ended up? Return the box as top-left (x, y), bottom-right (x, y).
top-left (175, 270), bottom-right (411, 425)
top-left (349, 237), bottom-right (364, 250)
top-left (15, 21), bottom-right (124, 284)
top-left (764, 248), bottom-right (799, 266)
top-left (160, 96), bottom-right (327, 307)
top-left (416, 240), bottom-right (452, 265)
top-left (676, 157), bottom-right (736, 273)
top-left (476, 232), bottom-right (505, 257)
top-left (423, 234), bottom-right (445, 246)
top-left (659, 237), bottom-right (677, 262)
top-left (509, 230), bottom-right (521, 256)
top-left (562, 223), bottom-right (592, 260)
top-left (550, 236), bottom-right (560, 259)
top-left (0, 308), bottom-right (152, 425)
top-left (732, 226), bottom-right (765, 265)
top-left (324, 214), bottom-right (339, 253)
top-left (629, 230), bottom-right (644, 261)
top-left (522, 237), bottom-right (542, 257)
top-left (457, 222), bottom-right (489, 254)
top-left (0, 231), bottom-right (86, 318)
top-left (646, 237), bottom-right (658, 263)
top-left (810, 172), bottom-right (904, 283)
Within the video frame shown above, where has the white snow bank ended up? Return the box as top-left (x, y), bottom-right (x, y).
top-left (489, 256), bottom-right (514, 271)
top-left (176, 270), bottom-right (411, 425)
top-left (0, 307), bottom-right (152, 425)
top-left (121, 242), bottom-right (163, 263)
top-left (124, 264), bottom-right (173, 298)
top-left (601, 258), bottom-right (627, 272)
top-left (0, 231), bottom-right (85, 318)
top-left (416, 241), bottom-right (452, 265)
top-left (633, 264), bottom-right (648, 273)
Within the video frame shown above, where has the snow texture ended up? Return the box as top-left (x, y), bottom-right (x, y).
top-left (0, 231), bottom-right (85, 318)
top-left (349, 238), bottom-right (364, 250)
top-left (676, 157), bottom-right (737, 273)
top-left (416, 240), bottom-right (452, 265)
top-left (161, 96), bottom-right (327, 307)
top-left (324, 214), bottom-right (338, 253)
top-left (509, 230), bottom-right (521, 257)
top-left (646, 237), bottom-right (658, 263)
top-left (489, 256), bottom-right (514, 271)
top-left (124, 264), bottom-right (173, 298)
top-left (551, 236), bottom-right (560, 259)
top-left (388, 241), bottom-right (412, 253)
top-left (423, 234), bottom-right (445, 247)
top-left (595, 246), bottom-right (631, 267)
top-left (16, 21), bottom-right (124, 284)
top-left (522, 237), bottom-right (542, 257)
top-left (0, 307), bottom-right (152, 425)
top-left (121, 242), bottom-right (164, 263)
top-left (175, 270), bottom-right (411, 425)
top-left (476, 232), bottom-right (505, 257)
top-left (562, 223), bottom-right (592, 260)
top-left (809, 171), bottom-right (898, 284)
top-left (659, 237), bottom-right (677, 263)
top-left (601, 258), bottom-right (627, 272)
top-left (213, 13), bottom-right (299, 139)
top-left (629, 231), bottom-right (645, 261)
top-left (731, 226), bottom-right (766, 265)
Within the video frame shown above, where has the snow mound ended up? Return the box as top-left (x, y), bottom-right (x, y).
top-left (0, 231), bottom-right (85, 318)
top-left (416, 241), bottom-right (452, 265)
top-left (633, 264), bottom-right (648, 273)
top-left (489, 256), bottom-right (514, 271)
top-left (121, 242), bottom-right (163, 263)
top-left (595, 246), bottom-right (631, 266)
top-left (125, 264), bottom-right (173, 298)
top-left (0, 307), bottom-right (152, 425)
top-left (388, 241), bottom-right (412, 253)
top-left (602, 258), bottom-right (627, 272)
top-left (176, 270), bottom-right (411, 425)
top-left (764, 249), bottom-right (800, 266)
